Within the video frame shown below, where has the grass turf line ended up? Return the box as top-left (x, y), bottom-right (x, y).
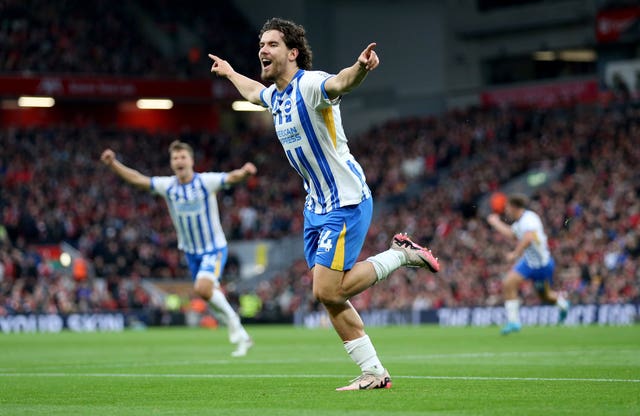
top-left (0, 324), bottom-right (638, 415)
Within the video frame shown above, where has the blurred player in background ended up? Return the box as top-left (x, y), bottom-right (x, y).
top-left (100, 141), bottom-right (256, 357)
top-left (487, 193), bottom-right (570, 335)
top-left (209, 17), bottom-right (439, 390)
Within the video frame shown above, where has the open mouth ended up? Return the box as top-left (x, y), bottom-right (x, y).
top-left (261, 59), bottom-right (272, 70)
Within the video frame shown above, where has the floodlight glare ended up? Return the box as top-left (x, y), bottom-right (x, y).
top-left (136, 99), bottom-right (174, 109)
top-left (18, 96), bottom-right (55, 108)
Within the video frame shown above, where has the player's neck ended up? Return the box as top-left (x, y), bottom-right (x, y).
top-left (274, 66), bottom-right (301, 92)
top-left (177, 171), bottom-right (194, 184)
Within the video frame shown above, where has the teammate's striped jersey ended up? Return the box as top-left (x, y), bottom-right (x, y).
top-left (151, 172), bottom-right (227, 255)
top-left (511, 210), bottom-right (551, 268)
top-left (260, 69), bottom-right (371, 214)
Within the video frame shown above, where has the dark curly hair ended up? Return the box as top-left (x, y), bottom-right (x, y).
top-left (259, 17), bottom-right (313, 70)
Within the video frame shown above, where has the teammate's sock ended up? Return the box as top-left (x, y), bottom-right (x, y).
top-left (209, 289), bottom-right (240, 324)
top-left (366, 250), bottom-right (404, 281)
top-left (556, 294), bottom-right (569, 310)
top-left (344, 335), bottom-right (385, 376)
top-left (505, 299), bottom-right (521, 324)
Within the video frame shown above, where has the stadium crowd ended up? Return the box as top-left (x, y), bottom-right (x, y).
top-left (243, 101), bottom-right (640, 319)
top-left (1, 100), bottom-right (639, 319)
top-left (0, 238), bottom-right (161, 316)
top-left (0, 0), bottom-right (258, 78)
top-left (0, 0), bottom-right (637, 320)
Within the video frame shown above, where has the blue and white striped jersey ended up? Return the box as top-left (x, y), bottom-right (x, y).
top-left (260, 69), bottom-right (371, 214)
top-left (511, 210), bottom-right (551, 268)
top-left (151, 172), bottom-right (227, 255)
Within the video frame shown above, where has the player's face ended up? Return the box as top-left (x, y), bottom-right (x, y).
top-left (258, 30), bottom-right (294, 82)
top-left (170, 149), bottom-right (194, 182)
top-left (505, 203), bottom-right (521, 221)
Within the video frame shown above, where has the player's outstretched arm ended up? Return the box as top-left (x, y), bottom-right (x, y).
top-left (100, 149), bottom-right (151, 190)
top-left (324, 42), bottom-right (379, 99)
top-left (209, 54), bottom-right (266, 105)
top-left (486, 213), bottom-right (515, 239)
top-left (507, 230), bottom-right (535, 261)
top-left (226, 162), bottom-right (257, 185)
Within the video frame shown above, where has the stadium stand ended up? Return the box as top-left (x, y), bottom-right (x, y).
top-left (1, 100), bottom-right (639, 320)
top-left (0, 0), bottom-right (258, 78)
top-left (0, 0), bottom-right (638, 325)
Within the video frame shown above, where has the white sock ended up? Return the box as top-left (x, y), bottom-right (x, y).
top-left (344, 335), bottom-right (384, 375)
top-left (210, 289), bottom-right (249, 342)
top-left (556, 294), bottom-right (569, 311)
top-left (366, 249), bottom-right (405, 281)
top-left (209, 289), bottom-right (240, 326)
top-left (505, 299), bottom-right (521, 324)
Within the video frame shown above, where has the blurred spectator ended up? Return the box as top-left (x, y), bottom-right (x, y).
top-left (0, 0), bottom-right (258, 78)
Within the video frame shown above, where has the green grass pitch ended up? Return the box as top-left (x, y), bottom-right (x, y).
top-left (1, 324), bottom-right (638, 415)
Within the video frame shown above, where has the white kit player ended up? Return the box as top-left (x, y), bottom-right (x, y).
top-left (100, 141), bottom-right (256, 356)
top-left (487, 193), bottom-right (570, 335)
top-left (209, 17), bottom-right (440, 390)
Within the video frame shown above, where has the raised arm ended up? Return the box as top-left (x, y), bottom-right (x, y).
top-left (209, 54), bottom-right (266, 105)
top-left (226, 162), bottom-right (258, 185)
top-left (323, 42), bottom-right (379, 100)
top-left (100, 149), bottom-right (151, 190)
top-left (507, 230), bottom-right (535, 262)
top-left (487, 213), bottom-right (515, 239)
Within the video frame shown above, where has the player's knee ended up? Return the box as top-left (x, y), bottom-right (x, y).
top-left (502, 280), bottom-right (517, 294)
top-left (539, 291), bottom-right (554, 304)
top-left (503, 273), bottom-right (521, 291)
top-left (194, 280), bottom-right (213, 300)
top-left (313, 285), bottom-right (343, 305)
top-left (195, 288), bottom-right (209, 300)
